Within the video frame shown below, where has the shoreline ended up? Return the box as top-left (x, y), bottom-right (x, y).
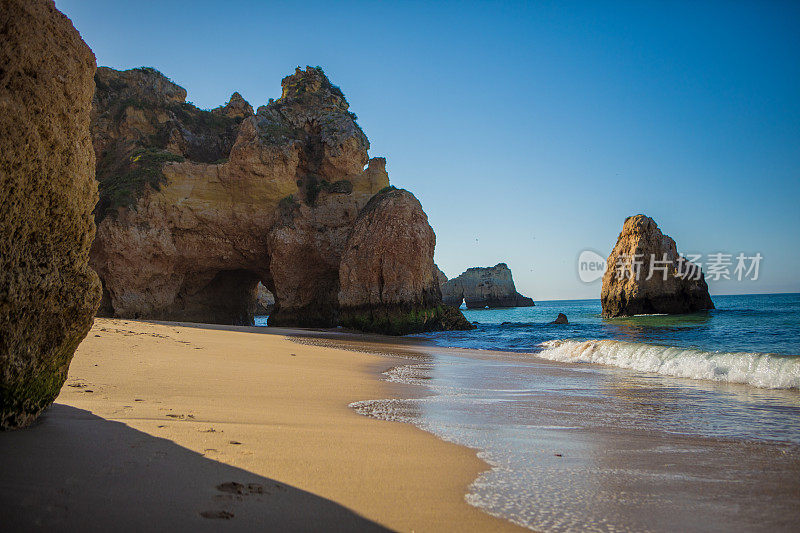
top-left (353, 335), bottom-right (800, 531)
top-left (0, 318), bottom-right (524, 532)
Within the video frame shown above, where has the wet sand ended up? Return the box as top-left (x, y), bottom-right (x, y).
top-left (0, 318), bottom-right (523, 532)
top-left (351, 345), bottom-right (800, 532)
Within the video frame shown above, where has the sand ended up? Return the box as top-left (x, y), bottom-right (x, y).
top-left (0, 318), bottom-right (523, 532)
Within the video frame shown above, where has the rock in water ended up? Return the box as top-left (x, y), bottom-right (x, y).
top-left (601, 215), bottom-right (714, 317)
top-left (0, 0), bottom-right (101, 429)
top-left (552, 313), bottom-right (569, 324)
top-left (338, 188), bottom-right (473, 334)
top-left (441, 263), bottom-right (534, 308)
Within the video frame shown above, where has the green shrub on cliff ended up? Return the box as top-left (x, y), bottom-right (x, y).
top-left (96, 148), bottom-right (184, 220)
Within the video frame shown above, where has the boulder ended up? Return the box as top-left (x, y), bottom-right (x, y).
top-left (552, 313), bottom-right (569, 324)
top-left (601, 215), bottom-right (714, 317)
top-left (0, 0), bottom-right (101, 428)
top-left (441, 263), bottom-right (534, 308)
top-left (338, 188), bottom-right (473, 334)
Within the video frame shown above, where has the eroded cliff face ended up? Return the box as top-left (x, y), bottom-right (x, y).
top-left (90, 66), bottom-right (392, 326)
top-left (441, 263), bottom-right (534, 308)
top-left (338, 188), bottom-right (474, 334)
top-left (0, 0), bottom-right (101, 428)
top-left (600, 215), bottom-right (714, 317)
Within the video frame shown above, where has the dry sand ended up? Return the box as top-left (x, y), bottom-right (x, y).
top-left (0, 318), bottom-right (523, 532)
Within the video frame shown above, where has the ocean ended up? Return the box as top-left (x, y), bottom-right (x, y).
top-left (349, 293), bottom-right (800, 532)
top-left (421, 293), bottom-right (800, 389)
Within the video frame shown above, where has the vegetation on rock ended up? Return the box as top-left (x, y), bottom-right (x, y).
top-left (92, 66), bottom-right (246, 221)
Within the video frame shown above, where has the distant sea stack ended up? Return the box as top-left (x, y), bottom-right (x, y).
top-left (255, 283), bottom-right (275, 315)
top-left (88, 65), bottom-right (470, 332)
top-left (0, 0), bottom-right (102, 428)
top-left (339, 188), bottom-right (474, 334)
top-left (441, 263), bottom-right (534, 308)
top-left (601, 215), bottom-right (714, 318)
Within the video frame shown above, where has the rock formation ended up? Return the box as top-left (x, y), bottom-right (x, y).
top-left (0, 0), bottom-right (101, 429)
top-left (339, 188), bottom-right (474, 334)
top-left (552, 313), bottom-right (569, 324)
top-left (90, 66), bottom-right (386, 325)
top-left (434, 265), bottom-right (448, 285)
top-left (89, 65), bottom-right (470, 331)
top-left (601, 215), bottom-right (714, 317)
top-left (255, 283), bottom-right (275, 315)
top-left (441, 263), bottom-right (534, 308)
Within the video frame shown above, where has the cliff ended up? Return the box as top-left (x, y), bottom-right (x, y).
top-left (441, 263), bottom-right (534, 308)
top-left (0, 0), bottom-right (101, 428)
top-left (600, 215), bottom-right (714, 317)
top-left (89, 65), bottom-right (469, 332)
top-left (339, 188), bottom-right (474, 334)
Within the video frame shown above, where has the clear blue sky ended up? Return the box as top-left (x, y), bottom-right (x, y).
top-left (57, 0), bottom-right (800, 300)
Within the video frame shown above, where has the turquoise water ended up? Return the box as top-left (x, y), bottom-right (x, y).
top-left (352, 293), bottom-right (800, 531)
top-left (417, 293), bottom-right (800, 389)
top-left (424, 293), bottom-right (800, 356)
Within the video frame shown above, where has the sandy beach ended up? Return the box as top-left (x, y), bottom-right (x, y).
top-left (0, 318), bottom-right (523, 532)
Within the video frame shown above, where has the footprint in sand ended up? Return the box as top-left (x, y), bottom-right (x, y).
top-left (216, 482), bottom-right (265, 495)
top-left (199, 510), bottom-right (234, 520)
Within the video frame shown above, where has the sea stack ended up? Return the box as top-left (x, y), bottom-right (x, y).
top-left (601, 215), bottom-right (714, 317)
top-left (441, 263), bottom-right (534, 308)
top-left (338, 188), bottom-right (473, 334)
top-left (0, 0), bottom-right (102, 428)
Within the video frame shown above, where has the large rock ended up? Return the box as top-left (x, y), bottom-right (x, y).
top-left (0, 0), bottom-right (101, 429)
top-left (601, 215), bottom-right (714, 317)
top-left (338, 188), bottom-right (473, 335)
top-left (90, 66), bottom-right (388, 326)
top-left (441, 263), bottom-right (534, 308)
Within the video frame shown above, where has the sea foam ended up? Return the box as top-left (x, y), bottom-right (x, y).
top-left (536, 339), bottom-right (800, 390)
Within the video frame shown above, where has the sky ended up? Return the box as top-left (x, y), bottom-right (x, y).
top-left (57, 0), bottom-right (800, 300)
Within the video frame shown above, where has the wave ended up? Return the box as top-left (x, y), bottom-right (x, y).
top-left (535, 339), bottom-right (800, 390)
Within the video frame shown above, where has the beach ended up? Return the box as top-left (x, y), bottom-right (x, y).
top-left (3, 308), bottom-right (799, 532)
top-left (0, 318), bottom-right (522, 532)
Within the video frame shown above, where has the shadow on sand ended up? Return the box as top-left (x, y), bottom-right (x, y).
top-left (0, 404), bottom-right (389, 532)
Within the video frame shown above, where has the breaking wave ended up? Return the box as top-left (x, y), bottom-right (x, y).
top-left (536, 339), bottom-right (800, 390)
